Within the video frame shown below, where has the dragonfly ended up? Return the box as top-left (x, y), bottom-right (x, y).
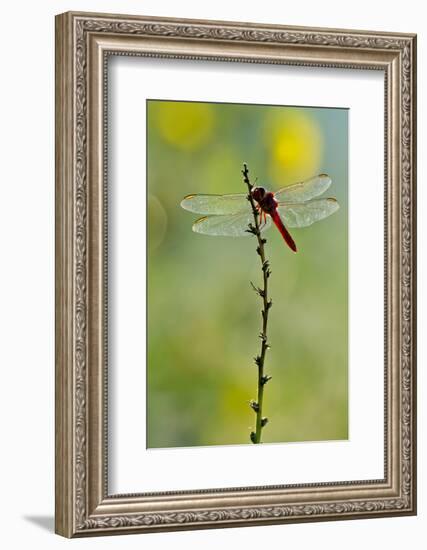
top-left (180, 174), bottom-right (339, 253)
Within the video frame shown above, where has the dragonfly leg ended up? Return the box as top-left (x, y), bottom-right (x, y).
top-left (259, 211), bottom-right (267, 229)
top-left (263, 212), bottom-right (267, 227)
top-left (256, 205), bottom-right (269, 230)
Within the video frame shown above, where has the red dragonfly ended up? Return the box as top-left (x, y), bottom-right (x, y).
top-left (180, 174), bottom-right (339, 253)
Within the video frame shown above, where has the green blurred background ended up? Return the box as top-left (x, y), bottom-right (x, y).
top-left (147, 99), bottom-right (348, 448)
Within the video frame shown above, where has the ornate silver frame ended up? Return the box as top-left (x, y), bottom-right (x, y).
top-left (55, 11), bottom-right (417, 537)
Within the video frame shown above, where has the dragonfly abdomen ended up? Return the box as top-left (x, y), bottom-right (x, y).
top-left (270, 209), bottom-right (297, 253)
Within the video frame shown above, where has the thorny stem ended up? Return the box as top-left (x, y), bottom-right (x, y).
top-left (242, 163), bottom-right (272, 444)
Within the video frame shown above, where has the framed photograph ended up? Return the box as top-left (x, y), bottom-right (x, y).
top-left (55, 11), bottom-right (417, 537)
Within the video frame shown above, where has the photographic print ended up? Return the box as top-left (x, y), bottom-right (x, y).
top-left (147, 99), bottom-right (348, 448)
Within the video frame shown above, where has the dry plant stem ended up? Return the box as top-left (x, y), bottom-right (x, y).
top-left (242, 163), bottom-right (272, 444)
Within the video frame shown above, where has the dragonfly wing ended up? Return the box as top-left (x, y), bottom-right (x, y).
top-left (192, 212), bottom-right (271, 237)
top-left (274, 174), bottom-right (332, 203)
top-left (181, 193), bottom-right (249, 215)
top-left (277, 198), bottom-right (339, 228)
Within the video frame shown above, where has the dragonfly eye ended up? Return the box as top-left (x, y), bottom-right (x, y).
top-left (252, 187), bottom-right (266, 202)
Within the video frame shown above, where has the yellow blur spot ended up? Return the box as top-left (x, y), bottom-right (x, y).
top-left (267, 110), bottom-right (323, 186)
top-left (150, 101), bottom-right (214, 151)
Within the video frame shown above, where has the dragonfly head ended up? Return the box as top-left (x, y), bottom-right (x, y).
top-left (251, 186), bottom-right (266, 203)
